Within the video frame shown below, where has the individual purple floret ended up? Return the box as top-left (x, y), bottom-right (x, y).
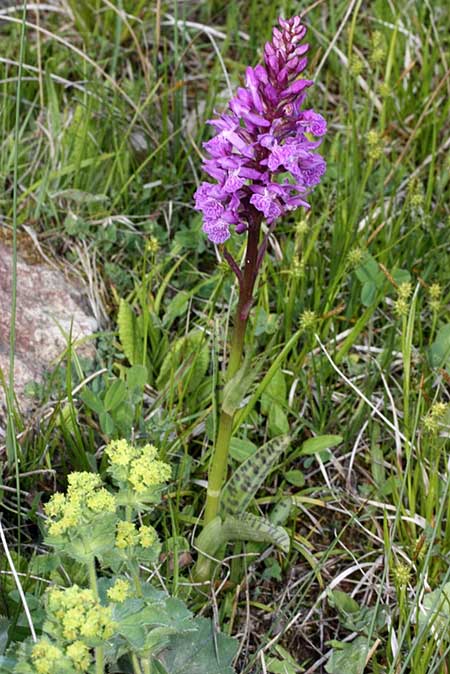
top-left (194, 15), bottom-right (327, 244)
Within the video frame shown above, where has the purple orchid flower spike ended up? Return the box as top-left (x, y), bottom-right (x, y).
top-left (194, 17), bottom-right (327, 581)
top-left (194, 15), bottom-right (327, 247)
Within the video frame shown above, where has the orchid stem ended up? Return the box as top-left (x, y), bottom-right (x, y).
top-left (195, 212), bottom-right (261, 581)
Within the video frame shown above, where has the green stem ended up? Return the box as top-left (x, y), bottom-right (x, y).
top-left (132, 653), bottom-right (143, 674)
top-left (195, 211), bottom-right (262, 580)
top-left (87, 558), bottom-right (104, 674)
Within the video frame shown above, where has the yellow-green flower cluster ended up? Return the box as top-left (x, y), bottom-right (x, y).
top-left (105, 440), bottom-right (171, 494)
top-left (392, 562), bottom-right (412, 589)
top-left (129, 447), bottom-right (172, 493)
top-left (115, 520), bottom-right (158, 550)
top-left (347, 247), bottom-right (365, 269)
top-left (46, 585), bottom-right (115, 643)
top-left (367, 129), bottom-right (384, 161)
top-left (428, 283), bottom-right (442, 313)
top-left (407, 178), bottom-right (425, 211)
top-left (146, 236), bottom-right (160, 255)
top-left (349, 54), bottom-right (364, 77)
top-left (423, 402), bottom-right (448, 434)
top-left (369, 31), bottom-right (385, 65)
top-left (299, 309), bottom-right (316, 332)
top-left (44, 472), bottom-right (116, 537)
top-left (393, 283), bottom-right (412, 318)
top-left (116, 520), bottom-right (138, 549)
top-left (107, 578), bottom-right (132, 603)
top-left (139, 524), bottom-right (158, 548)
top-left (31, 639), bottom-right (66, 674)
top-left (66, 642), bottom-right (91, 672)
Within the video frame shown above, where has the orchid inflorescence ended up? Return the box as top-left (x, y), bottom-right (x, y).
top-left (194, 15), bottom-right (327, 246)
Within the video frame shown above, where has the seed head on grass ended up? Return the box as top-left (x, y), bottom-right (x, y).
top-left (194, 16), bottom-right (327, 244)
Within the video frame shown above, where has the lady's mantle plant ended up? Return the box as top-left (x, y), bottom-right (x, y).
top-left (193, 16), bottom-right (327, 579)
top-left (2, 441), bottom-right (236, 674)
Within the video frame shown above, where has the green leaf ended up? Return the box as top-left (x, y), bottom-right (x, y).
top-left (296, 435), bottom-right (343, 457)
top-left (429, 324), bottom-right (450, 369)
top-left (99, 410), bottom-right (115, 436)
top-left (222, 513), bottom-right (290, 553)
top-left (113, 598), bottom-right (147, 649)
top-left (229, 437), bottom-right (258, 462)
top-left (156, 617), bottom-right (237, 674)
top-left (79, 388), bottom-right (104, 415)
top-left (325, 637), bottom-right (370, 674)
top-left (196, 514), bottom-right (289, 557)
top-left (127, 364), bottom-right (148, 391)
top-left (163, 291), bottom-right (190, 327)
top-left (261, 368), bottom-right (287, 415)
top-left (417, 581), bottom-right (450, 636)
top-left (355, 255), bottom-right (384, 306)
top-left (284, 470), bottom-right (305, 487)
top-left (392, 268), bottom-right (411, 285)
top-left (329, 590), bottom-right (360, 615)
top-left (355, 255), bottom-right (383, 286)
top-left (222, 356), bottom-right (261, 416)
top-left (268, 404), bottom-right (289, 437)
top-left (360, 281), bottom-right (377, 307)
top-left (103, 378), bottom-right (127, 412)
top-left (267, 658), bottom-right (300, 674)
top-left (221, 436), bottom-right (289, 516)
top-left (117, 299), bottom-right (142, 365)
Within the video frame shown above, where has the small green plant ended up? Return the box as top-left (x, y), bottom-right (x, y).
top-left (0, 440), bottom-right (236, 674)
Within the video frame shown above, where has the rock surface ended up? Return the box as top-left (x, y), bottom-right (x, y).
top-left (0, 242), bottom-right (98, 420)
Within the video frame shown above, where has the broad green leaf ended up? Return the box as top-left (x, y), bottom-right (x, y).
top-left (163, 291), bottom-right (190, 327)
top-left (103, 378), bottom-right (127, 412)
top-left (428, 324), bottom-right (450, 369)
top-left (268, 404), bottom-right (289, 436)
top-left (221, 436), bottom-right (289, 515)
top-left (222, 356), bottom-right (261, 416)
top-left (355, 255), bottom-right (383, 287)
top-left (284, 470), bottom-right (305, 487)
top-left (99, 410), bottom-right (115, 436)
top-left (261, 368), bottom-right (287, 415)
top-left (392, 268), bottom-right (411, 285)
top-left (361, 281), bottom-right (377, 307)
top-left (267, 646), bottom-right (303, 674)
top-left (329, 590), bottom-right (360, 615)
top-left (229, 437), bottom-right (257, 462)
top-left (196, 514), bottom-right (289, 557)
top-left (325, 637), bottom-right (370, 674)
top-left (266, 658), bottom-right (300, 674)
top-left (222, 513), bottom-right (290, 553)
top-left (127, 364), bottom-right (148, 391)
top-left (79, 388), bottom-right (104, 415)
top-left (117, 299), bottom-right (142, 365)
top-left (298, 435), bottom-right (343, 456)
top-left (417, 581), bottom-right (450, 636)
top-left (156, 617), bottom-right (237, 674)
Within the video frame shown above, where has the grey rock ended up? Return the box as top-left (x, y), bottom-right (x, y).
top-left (0, 242), bottom-right (98, 419)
